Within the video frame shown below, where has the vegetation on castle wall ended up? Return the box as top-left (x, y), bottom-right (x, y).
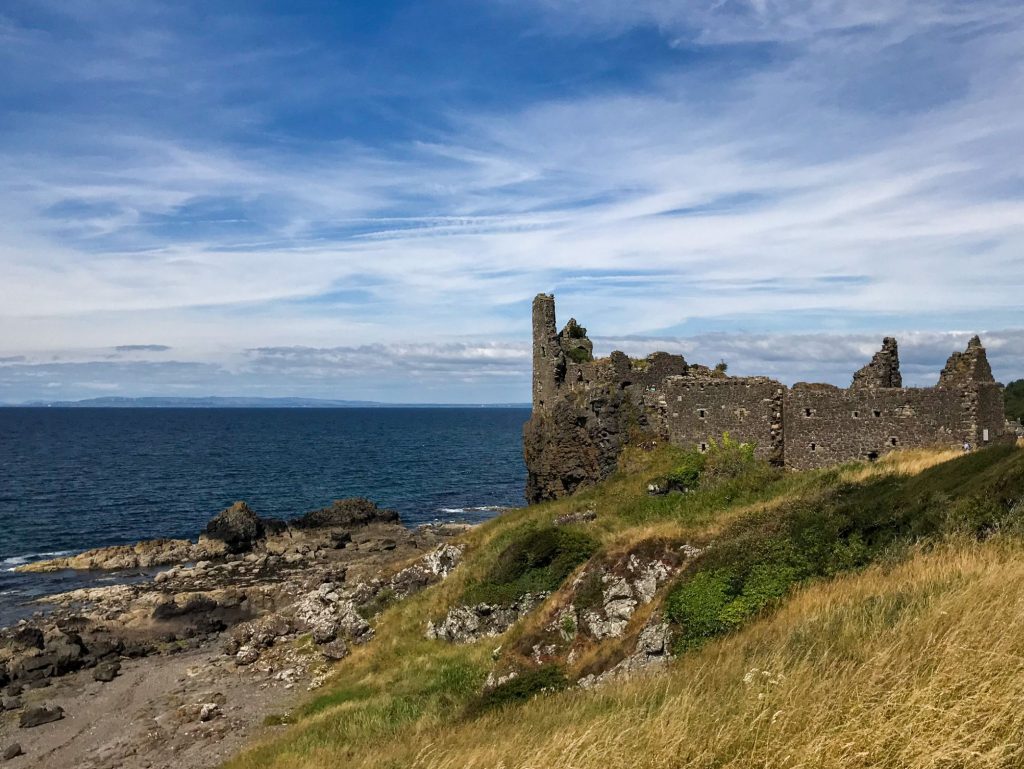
top-left (565, 346), bottom-right (592, 364)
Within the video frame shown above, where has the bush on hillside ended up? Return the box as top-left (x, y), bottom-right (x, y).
top-left (463, 526), bottom-right (599, 606)
top-left (464, 664), bottom-right (569, 716)
top-left (666, 444), bottom-right (1024, 651)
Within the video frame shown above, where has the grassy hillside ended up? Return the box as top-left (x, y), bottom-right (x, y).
top-left (227, 441), bottom-right (1024, 769)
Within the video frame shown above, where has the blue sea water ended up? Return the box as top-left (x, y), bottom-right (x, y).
top-left (0, 407), bottom-right (530, 625)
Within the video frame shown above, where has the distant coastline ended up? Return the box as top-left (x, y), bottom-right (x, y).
top-left (1, 396), bottom-right (532, 409)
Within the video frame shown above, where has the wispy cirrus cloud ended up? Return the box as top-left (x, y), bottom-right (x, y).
top-left (1, 0), bottom-right (1023, 400)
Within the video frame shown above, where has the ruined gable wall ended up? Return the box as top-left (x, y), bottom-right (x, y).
top-left (971, 382), bottom-right (1007, 445)
top-left (783, 385), bottom-right (968, 469)
top-left (659, 377), bottom-right (785, 464)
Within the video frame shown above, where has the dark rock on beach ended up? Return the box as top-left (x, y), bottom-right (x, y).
top-left (19, 704), bottom-right (64, 729)
top-left (291, 497), bottom-right (399, 529)
top-left (204, 501), bottom-right (267, 554)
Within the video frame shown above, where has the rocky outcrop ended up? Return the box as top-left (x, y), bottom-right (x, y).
top-left (204, 501), bottom-right (266, 554)
top-left (578, 617), bottom-right (674, 689)
top-left (291, 498), bottom-right (399, 529)
top-left (426, 593), bottom-right (547, 644)
top-left (524, 384), bottom-right (639, 503)
top-left (16, 538), bottom-right (228, 573)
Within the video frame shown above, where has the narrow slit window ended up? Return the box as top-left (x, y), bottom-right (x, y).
top-left (872, 409), bottom-right (882, 418)
top-left (697, 409), bottom-right (707, 419)
top-left (809, 442), bottom-right (817, 451)
top-left (852, 410), bottom-right (860, 418)
top-left (803, 408), bottom-right (813, 417)
top-left (700, 443), bottom-right (708, 453)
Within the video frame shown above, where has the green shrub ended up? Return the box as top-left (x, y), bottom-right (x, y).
top-left (666, 444), bottom-right (1024, 651)
top-left (464, 665), bottom-right (569, 716)
top-left (463, 526), bottom-right (600, 606)
top-left (701, 433), bottom-right (757, 484)
top-left (565, 346), bottom-right (592, 364)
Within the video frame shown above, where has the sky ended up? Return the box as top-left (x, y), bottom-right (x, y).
top-left (1, 0), bottom-right (1023, 403)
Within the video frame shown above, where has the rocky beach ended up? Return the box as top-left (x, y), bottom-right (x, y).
top-left (0, 498), bottom-right (470, 768)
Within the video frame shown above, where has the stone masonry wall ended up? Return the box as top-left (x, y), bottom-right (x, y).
top-left (524, 294), bottom-right (1007, 503)
top-left (658, 377), bottom-right (785, 464)
top-left (783, 385), bottom-right (966, 470)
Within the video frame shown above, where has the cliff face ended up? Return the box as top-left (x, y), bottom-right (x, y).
top-left (523, 294), bottom-right (1007, 504)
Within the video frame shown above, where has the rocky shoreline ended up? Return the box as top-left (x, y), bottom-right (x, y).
top-left (0, 498), bottom-right (471, 769)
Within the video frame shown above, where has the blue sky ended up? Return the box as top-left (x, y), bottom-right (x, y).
top-left (1, 0), bottom-right (1023, 402)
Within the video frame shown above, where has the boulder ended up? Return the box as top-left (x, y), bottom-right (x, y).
top-left (2, 744), bottom-right (22, 761)
top-left (204, 501), bottom-right (266, 554)
top-left (19, 704), bottom-right (64, 728)
top-left (93, 661), bottom-right (120, 682)
top-left (1, 696), bottom-right (21, 711)
top-left (292, 498), bottom-right (399, 530)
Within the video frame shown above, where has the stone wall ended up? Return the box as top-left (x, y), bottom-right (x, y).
top-left (783, 385), bottom-right (966, 469)
top-left (658, 377), bottom-right (785, 464)
top-left (524, 294), bottom-right (1008, 503)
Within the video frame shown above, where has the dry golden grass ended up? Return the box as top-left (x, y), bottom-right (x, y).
top-left (838, 447), bottom-right (962, 483)
top-left (394, 536), bottom-right (1024, 769)
top-left (226, 446), bottom-right (1014, 769)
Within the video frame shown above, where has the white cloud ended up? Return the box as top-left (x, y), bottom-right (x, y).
top-left (0, 1), bottom-right (1023, 398)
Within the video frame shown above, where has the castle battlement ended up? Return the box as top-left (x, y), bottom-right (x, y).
top-left (523, 294), bottom-right (1006, 503)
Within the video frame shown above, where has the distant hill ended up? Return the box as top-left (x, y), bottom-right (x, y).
top-left (7, 396), bottom-right (531, 409)
top-left (1006, 379), bottom-right (1024, 422)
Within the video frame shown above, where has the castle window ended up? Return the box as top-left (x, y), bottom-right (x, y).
top-left (803, 408), bottom-right (813, 417)
top-left (889, 437), bottom-right (898, 447)
top-left (866, 451), bottom-right (879, 462)
top-left (697, 409), bottom-right (707, 419)
top-left (809, 442), bottom-right (817, 451)
top-left (852, 410), bottom-right (860, 419)
top-left (872, 409), bottom-right (882, 418)
top-left (699, 442), bottom-right (708, 453)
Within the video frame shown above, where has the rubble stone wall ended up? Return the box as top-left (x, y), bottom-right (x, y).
top-left (524, 294), bottom-right (1008, 503)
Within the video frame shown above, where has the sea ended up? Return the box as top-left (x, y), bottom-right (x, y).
top-left (0, 407), bottom-right (530, 627)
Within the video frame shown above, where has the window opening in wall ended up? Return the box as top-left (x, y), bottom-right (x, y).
top-left (889, 437), bottom-right (898, 446)
top-left (699, 443), bottom-right (708, 453)
top-left (983, 428), bottom-right (990, 442)
top-left (866, 451), bottom-right (879, 461)
top-left (541, 346), bottom-right (546, 357)
top-left (697, 409), bottom-right (707, 419)
top-left (809, 442), bottom-right (817, 451)
top-left (872, 409), bottom-right (882, 418)
top-left (735, 408), bottom-right (748, 418)
top-left (803, 408), bottom-right (813, 417)
top-left (852, 410), bottom-right (860, 418)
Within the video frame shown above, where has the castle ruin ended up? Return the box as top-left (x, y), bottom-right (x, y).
top-left (523, 294), bottom-right (1006, 503)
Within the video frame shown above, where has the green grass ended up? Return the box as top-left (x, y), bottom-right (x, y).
top-left (226, 442), bottom-right (1024, 769)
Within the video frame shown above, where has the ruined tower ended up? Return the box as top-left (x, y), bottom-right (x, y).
top-left (531, 293), bottom-right (565, 412)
